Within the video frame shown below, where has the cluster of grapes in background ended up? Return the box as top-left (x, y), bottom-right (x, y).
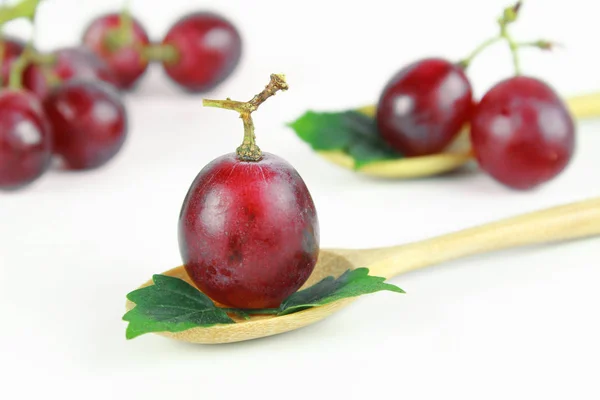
top-left (0, 0), bottom-right (586, 193)
top-left (375, 1), bottom-right (575, 190)
top-left (0, 0), bottom-right (241, 191)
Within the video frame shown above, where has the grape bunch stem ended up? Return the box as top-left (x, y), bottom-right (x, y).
top-left (459, 1), bottom-right (555, 75)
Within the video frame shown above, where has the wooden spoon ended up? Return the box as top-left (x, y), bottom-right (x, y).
top-left (126, 197), bottom-right (600, 344)
top-left (317, 92), bottom-right (600, 178)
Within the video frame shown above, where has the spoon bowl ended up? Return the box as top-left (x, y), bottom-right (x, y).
top-left (126, 197), bottom-right (600, 344)
top-left (125, 250), bottom-right (357, 344)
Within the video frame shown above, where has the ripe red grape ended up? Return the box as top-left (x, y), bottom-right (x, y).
top-left (43, 80), bottom-right (127, 170)
top-left (82, 13), bottom-right (150, 90)
top-left (178, 153), bottom-right (320, 309)
top-left (376, 58), bottom-right (473, 156)
top-left (470, 76), bottom-right (575, 190)
top-left (0, 36), bottom-right (25, 87)
top-left (23, 46), bottom-right (117, 98)
top-left (161, 12), bottom-right (242, 92)
top-left (0, 89), bottom-right (52, 190)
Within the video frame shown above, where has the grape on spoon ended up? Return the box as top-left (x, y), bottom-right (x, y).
top-left (178, 74), bottom-right (319, 309)
top-left (376, 58), bottom-right (473, 157)
top-left (293, 0), bottom-right (600, 180)
top-left (471, 76), bottom-right (575, 190)
top-left (127, 196), bottom-right (600, 343)
top-left (315, 93), bottom-right (599, 179)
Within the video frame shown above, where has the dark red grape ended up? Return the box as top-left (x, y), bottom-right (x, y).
top-left (0, 89), bottom-right (52, 190)
top-left (376, 58), bottom-right (473, 156)
top-left (82, 13), bottom-right (150, 90)
top-left (161, 12), bottom-right (242, 92)
top-left (178, 152), bottom-right (320, 309)
top-left (0, 36), bottom-right (25, 87)
top-left (43, 80), bottom-right (127, 170)
top-left (23, 46), bottom-right (117, 99)
top-left (470, 76), bottom-right (575, 190)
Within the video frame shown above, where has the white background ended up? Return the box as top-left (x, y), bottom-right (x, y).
top-left (1, 0), bottom-right (599, 399)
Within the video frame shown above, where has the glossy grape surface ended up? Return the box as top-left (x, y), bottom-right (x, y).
top-left (178, 153), bottom-right (320, 309)
top-left (82, 13), bottom-right (150, 89)
top-left (162, 12), bottom-right (242, 92)
top-left (43, 80), bottom-right (127, 170)
top-left (376, 58), bottom-right (473, 156)
top-left (470, 76), bottom-right (575, 190)
top-left (0, 90), bottom-right (52, 190)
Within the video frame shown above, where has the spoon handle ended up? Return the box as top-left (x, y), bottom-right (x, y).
top-left (567, 91), bottom-right (600, 119)
top-left (366, 197), bottom-right (600, 279)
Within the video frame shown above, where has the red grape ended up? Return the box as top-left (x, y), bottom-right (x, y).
top-left (82, 13), bottom-right (150, 90)
top-left (0, 89), bottom-right (52, 190)
top-left (23, 46), bottom-right (117, 98)
top-left (161, 12), bottom-right (242, 92)
top-left (376, 58), bottom-right (473, 156)
top-left (43, 80), bottom-right (127, 170)
top-left (470, 76), bottom-right (575, 190)
top-left (178, 153), bottom-right (320, 309)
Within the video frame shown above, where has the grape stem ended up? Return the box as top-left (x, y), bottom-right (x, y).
top-left (0, 39), bottom-right (5, 87)
top-left (499, 20), bottom-right (521, 75)
top-left (203, 73), bottom-right (289, 162)
top-left (0, 0), bottom-right (40, 25)
top-left (104, 0), bottom-right (134, 52)
top-left (104, 1), bottom-right (181, 66)
top-left (458, 36), bottom-right (502, 68)
top-left (6, 0), bottom-right (48, 90)
top-left (141, 43), bottom-right (179, 64)
top-left (458, 0), bottom-right (532, 75)
top-left (7, 46), bottom-right (55, 89)
top-left (7, 45), bottom-right (31, 89)
top-left (516, 40), bottom-right (561, 51)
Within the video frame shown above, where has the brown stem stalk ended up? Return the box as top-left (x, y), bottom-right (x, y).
top-left (202, 73), bottom-right (289, 161)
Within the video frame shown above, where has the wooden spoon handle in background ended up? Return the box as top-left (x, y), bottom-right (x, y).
top-left (363, 197), bottom-right (600, 279)
top-left (566, 92), bottom-right (600, 120)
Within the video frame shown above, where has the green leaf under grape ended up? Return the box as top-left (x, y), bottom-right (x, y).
top-left (277, 268), bottom-right (405, 315)
top-left (287, 110), bottom-right (404, 168)
top-left (123, 274), bottom-right (235, 339)
top-left (123, 268), bottom-right (404, 339)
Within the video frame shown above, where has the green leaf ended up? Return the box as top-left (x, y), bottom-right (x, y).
top-left (123, 269), bottom-right (405, 338)
top-left (278, 268), bottom-right (405, 315)
top-left (288, 110), bottom-right (403, 168)
top-left (123, 274), bottom-right (235, 339)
